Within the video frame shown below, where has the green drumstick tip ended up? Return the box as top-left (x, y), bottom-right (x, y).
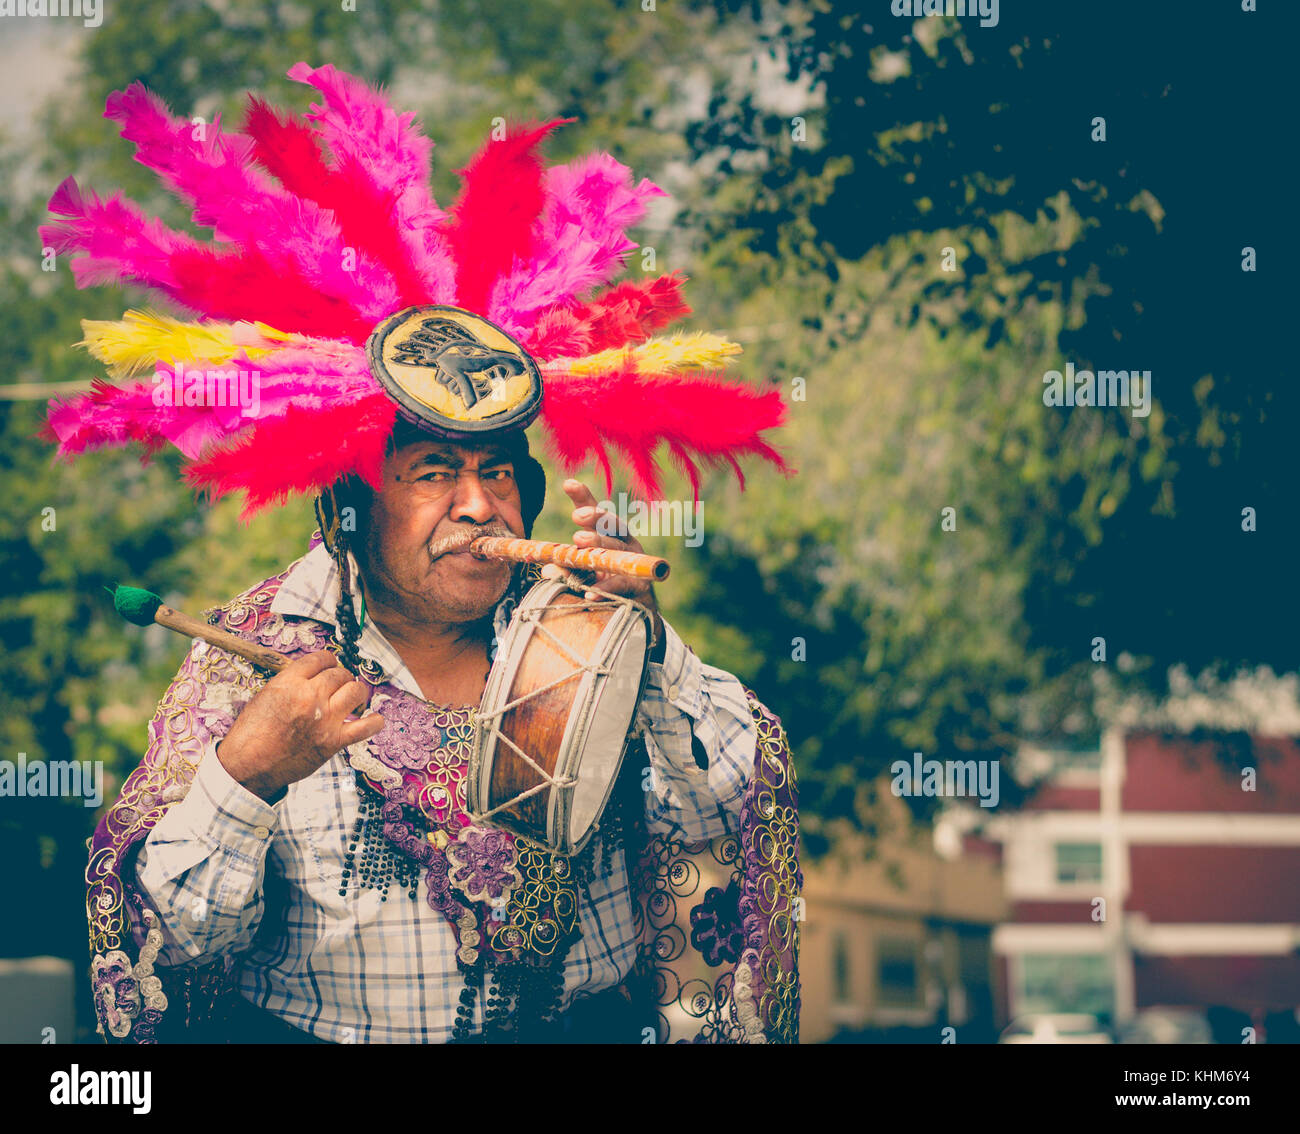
top-left (111, 584), bottom-right (165, 627)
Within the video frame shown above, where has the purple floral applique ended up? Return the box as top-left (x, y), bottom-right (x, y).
top-left (366, 692), bottom-right (441, 772)
top-left (445, 826), bottom-right (522, 905)
top-left (424, 855), bottom-right (467, 923)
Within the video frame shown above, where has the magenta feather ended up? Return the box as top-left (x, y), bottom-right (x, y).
top-left (40, 177), bottom-right (205, 301)
top-left (105, 84), bottom-right (276, 238)
top-left (105, 83), bottom-right (400, 322)
top-left (287, 62), bottom-right (455, 303)
top-left (245, 98), bottom-right (437, 308)
top-left (490, 153), bottom-right (666, 333)
top-left (46, 341), bottom-right (376, 461)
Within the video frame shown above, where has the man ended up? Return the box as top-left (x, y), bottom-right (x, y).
top-left (129, 431), bottom-right (765, 1042)
top-left (52, 63), bottom-right (801, 1043)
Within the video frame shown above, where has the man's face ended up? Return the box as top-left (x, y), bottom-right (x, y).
top-left (359, 438), bottom-right (526, 625)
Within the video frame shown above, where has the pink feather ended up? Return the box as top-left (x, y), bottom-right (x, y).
top-left (539, 363), bottom-right (792, 500)
top-left (105, 82), bottom-right (400, 321)
top-left (490, 153), bottom-right (665, 333)
top-left (105, 84), bottom-right (276, 237)
top-left (40, 177), bottom-right (206, 301)
top-left (47, 342), bottom-right (376, 461)
top-left (245, 98), bottom-right (436, 308)
top-left (287, 62), bottom-right (454, 302)
top-left (40, 177), bottom-right (375, 338)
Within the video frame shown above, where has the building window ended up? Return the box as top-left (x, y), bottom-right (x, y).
top-left (1051, 747), bottom-right (1102, 773)
top-left (1054, 842), bottom-right (1102, 884)
top-left (833, 932), bottom-right (851, 1005)
top-left (876, 937), bottom-right (921, 1007)
top-left (1019, 953), bottom-right (1113, 1017)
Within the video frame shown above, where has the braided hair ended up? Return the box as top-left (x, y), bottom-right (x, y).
top-left (314, 487), bottom-right (366, 675)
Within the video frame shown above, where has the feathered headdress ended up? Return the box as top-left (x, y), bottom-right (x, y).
top-left (40, 63), bottom-right (791, 516)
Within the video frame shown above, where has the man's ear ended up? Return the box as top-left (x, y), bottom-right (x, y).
top-left (331, 476), bottom-right (376, 545)
top-left (516, 453), bottom-right (545, 538)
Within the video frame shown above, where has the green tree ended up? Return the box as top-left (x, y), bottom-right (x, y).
top-left (671, 3), bottom-right (1295, 846)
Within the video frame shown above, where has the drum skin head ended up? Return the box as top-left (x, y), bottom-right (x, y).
top-left (366, 305), bottom-right (544, 438)
top-left (562, 605), bottom-right (648, 846)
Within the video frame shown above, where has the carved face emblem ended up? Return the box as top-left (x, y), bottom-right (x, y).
top-left (366, 306), bottom-right (543, 435)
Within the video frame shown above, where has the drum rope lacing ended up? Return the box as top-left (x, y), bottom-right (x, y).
top-left (468, 584), bottom-right (646, 824)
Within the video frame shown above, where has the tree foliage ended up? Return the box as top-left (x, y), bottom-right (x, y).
top-left (673, 2), bottom-right (1294, 847)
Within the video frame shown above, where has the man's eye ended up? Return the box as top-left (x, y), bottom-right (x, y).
top-left (484, 468), bottom-right (514, 480)
top-left (418, 470), bottom-right (454, 482)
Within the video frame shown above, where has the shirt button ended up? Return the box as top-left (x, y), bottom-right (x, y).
top-left (667, 684), bottom-right (680, 700)
top-left (252, 825), bottom-right (271, 841)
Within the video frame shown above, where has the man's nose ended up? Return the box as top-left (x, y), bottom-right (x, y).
top-left (449, 471), bottom-right (498, 525)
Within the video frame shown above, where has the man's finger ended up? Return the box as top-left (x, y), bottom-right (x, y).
top-left (574, 503), bottom-right (628, 540)
top-left (339, 712), bottom-right (386, 748)
top-left (562, 478), bottom-right (600, 512)
top-left (310, 664), bottom-right (358, 698)
top-left (282, 649), bottom-right (340, 680)
top-left (574, 527), bottom-right (643, 555)
top-left (328, 678), bottom-right (372, 720)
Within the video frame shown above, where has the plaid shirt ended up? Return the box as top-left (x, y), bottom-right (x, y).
top-left (133, 544), bottom-right (758, 1042)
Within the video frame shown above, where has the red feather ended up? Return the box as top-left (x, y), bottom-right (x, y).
top-left (539, 364), bottom-right (792, 500)
top-left (168, 245), bottom-right (375, 342)
top-left (441, 119), bottom-right (572, 314)
top-left (525, 273), bottom-right (690, 359)
top-left (244, 98), bottom-right (434, 308)
top-left (185, 392), bottom-right (397, 517)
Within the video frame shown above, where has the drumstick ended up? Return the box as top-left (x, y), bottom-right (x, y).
top-left (110, 585), bottom-right (292, 673)
top-left (468, 536), bottom-right (670, 581)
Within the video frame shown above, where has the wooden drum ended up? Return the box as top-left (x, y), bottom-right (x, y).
top-left (467, 578), bottom-right (655, 856)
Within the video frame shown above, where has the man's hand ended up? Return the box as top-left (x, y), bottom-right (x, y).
top-left (561, 478), bottom-right (666, 655)
top-left (216, 650), bottom-right (386, 802)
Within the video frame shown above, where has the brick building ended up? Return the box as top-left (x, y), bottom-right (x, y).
top-left (986, 728), bottom-right (1300, 1037)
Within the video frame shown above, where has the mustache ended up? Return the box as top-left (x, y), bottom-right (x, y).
top-left (427, 523), bottom-right (514, 560)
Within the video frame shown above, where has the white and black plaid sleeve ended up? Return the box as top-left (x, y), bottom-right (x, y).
top-left (133, 741), bottom-right (281, 967)
top-left (637, 617), bottom-right (757, 842)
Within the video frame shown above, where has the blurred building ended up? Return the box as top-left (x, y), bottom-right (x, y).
top-left (799, 788), bottom-right (1006, 1044)
top-left (987, 728), bottom-right (1300, 1038)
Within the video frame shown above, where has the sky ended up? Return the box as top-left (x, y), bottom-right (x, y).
top-left (0, 20), bottom-right (81, 143)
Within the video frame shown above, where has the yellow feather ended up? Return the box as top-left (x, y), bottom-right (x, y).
top-left (544, 333), bottom-right (742, 377)
top-left (78, 309), bottom-right (295, 379)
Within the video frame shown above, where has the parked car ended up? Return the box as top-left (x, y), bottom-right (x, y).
top-left (998, 1013), bottom-right (1113, 1044)
top-left (1118, 1008), bottom-right (1212, 1044)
